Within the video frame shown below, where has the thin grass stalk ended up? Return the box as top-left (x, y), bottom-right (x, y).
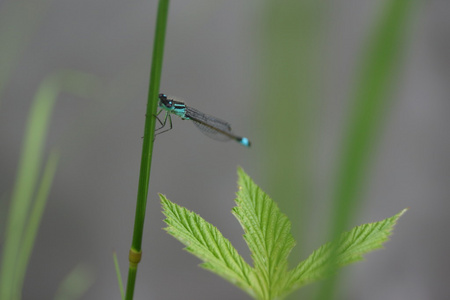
top-left (0, 74), bottom-right (60, 300)
top-left (13, 149), bottom-right (60, 299)
top-left (113, 252), bottom-right (125, 300)
top-left (0, 70), bottom-right (98, 299)
top-left (316, 1), bottom-right (416, 299)
top-left (124, 1), bottom-right (170, 299)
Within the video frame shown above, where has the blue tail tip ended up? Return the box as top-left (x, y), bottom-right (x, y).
top-left (239, 137), bottom-right (251, 147)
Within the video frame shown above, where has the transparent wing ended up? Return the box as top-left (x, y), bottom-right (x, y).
top-left (185, 106), bottom-right (236, 142)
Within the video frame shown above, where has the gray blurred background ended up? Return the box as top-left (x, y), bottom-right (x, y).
top-left (1, 0), bottom-right (449, 299)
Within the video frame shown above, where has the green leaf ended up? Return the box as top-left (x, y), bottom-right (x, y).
top-left (160, 194), bottom-right (256, 298)
top-left (160, 168), bottom-right (406, 300)
top-left (232, 168), bottom-right (295, 299)
top-left (286, 209), bottom-right (407, 292)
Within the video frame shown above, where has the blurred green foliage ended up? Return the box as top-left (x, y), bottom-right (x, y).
top-left (0, 0), bottom-right (55, 104)
top-left (0, 71), bottom-right (99, 299)
top-left (257, 0), bottom-right (415, 299)
top-left (257, 0), bottom-right (324, 262)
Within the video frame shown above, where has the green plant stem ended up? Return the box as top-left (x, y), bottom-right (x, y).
top-left (113, 252), bottom-right (125, 300)
top-left (124, 0), bottom-right (170, 299)
top-left (0, 70), bottom-right (98, 300)
top-left (0, 74), bottom-right (60, 300)
top-left (316, 1), bottom-right (415, 300)
top-left (259, 0), bottom-right (324, 269)
top-left (14, 149), bottom-right (60, 300)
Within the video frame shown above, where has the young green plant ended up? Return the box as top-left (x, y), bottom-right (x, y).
top-left (160, 168), bottom-right (406, 300)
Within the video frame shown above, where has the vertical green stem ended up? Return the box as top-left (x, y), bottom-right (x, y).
top-left (0, 75), bottom-right (59, 300)
top-left (316, 0), bottom-right (415, 299)
top-left (14, 149), bottom-right (60, 299)
top-left (125, 1), bottom-right (170, 299)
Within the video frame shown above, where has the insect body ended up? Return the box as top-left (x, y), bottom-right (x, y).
top-left (155, 94), bottom-right (251, 147)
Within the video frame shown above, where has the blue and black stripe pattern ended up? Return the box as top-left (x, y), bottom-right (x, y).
top-left (156, 93), bottom-right (251, 147)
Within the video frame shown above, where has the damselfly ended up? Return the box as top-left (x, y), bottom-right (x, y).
top-left (155, 94), bottom-right (251, 147)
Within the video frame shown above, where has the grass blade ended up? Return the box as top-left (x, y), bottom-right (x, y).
top-left (318, 1), bottom-right (416, 299)
top-left (13, 149), bottom-right (60, 299)
top-left (113, 252), bottom-right (125, 300)
top-left (0, 70), bottom-right (99, 300)
top-left (0, 74), bottom-right (60, 300)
